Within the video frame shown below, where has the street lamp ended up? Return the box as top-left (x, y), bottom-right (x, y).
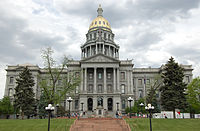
top-left (67, 97), bottom-right (73, 118)
top-left (45, 104), bottom-right (55, 131)
top-left (139, 103), bottom-right (144, 117)
top-left (116, 102), bottom-right (119, 111)
top-left (145, 104), bottom-right (154, 131)
top-left (56, 104), bottom-right (59, 117)
top-left (81, 102), bottom-right (84, 111)
top-left (127, 97), bottom-right (133, 118)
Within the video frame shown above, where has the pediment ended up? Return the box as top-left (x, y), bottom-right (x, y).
top-left (81, 54), bottom-right (119, 63)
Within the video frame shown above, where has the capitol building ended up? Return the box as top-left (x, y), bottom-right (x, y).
top-left (4, 5), bottom-right (193, 117)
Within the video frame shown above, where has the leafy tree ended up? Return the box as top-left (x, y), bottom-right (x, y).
top-left (125, 98), bottom-right (146, 115)
top-left (57, 106), bottom-right (66, 117)
top-left (14, 67), bottom-right (36, 119)
top-left (40, 47), bottom-right (80, 105)
top-left (146, 75), bottom-right (162, 113)
top-left (160, 57), bottom-right (187, 119)
top-left (186, 77), bottom-right (200, 117)
top-left (0, 96), bottom-right (14, 119)
top-left (38, 93), bottom-right (48, 119)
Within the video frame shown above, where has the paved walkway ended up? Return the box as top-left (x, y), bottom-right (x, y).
top-left (70, 118), bottom-right (131, 131)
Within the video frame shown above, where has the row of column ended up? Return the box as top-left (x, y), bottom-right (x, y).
top-left (80, 67), bottom-right (120, 93)
top-left (81, 44), bottom-right (119, 58)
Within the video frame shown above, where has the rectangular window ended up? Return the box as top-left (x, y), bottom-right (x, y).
top-left (57, 79), bottom-right (62, 86)
top-left (121, 72), bottom-right (125, 80)
top-left (9, 77), bottom-right (14, 84)
top-left (186, 76), bottom-right (190, 83)
top-left (98, 73), bottom-right (102, 79)
top-left (99, 21), bottom-right (101, 24)
top-left (107, 84), bottom-right (112, 93)
top-left (121, 85), bottom-right (125, 94)
top-left (75, 100), bottom-right (79, 110)
top-left (138, 79), bottom-right (142, 85)
top-left (107, 73), bottom-right (111, 79)
top-left (89, 73), bottom-right (93, 80)
top-left (146, 79), bottom-right (150, 85)
top-left (75, 86), bottom-right (79, 93)
top-left (88, 84), bottom-right (93, 93)
top-left (122, 99), bottom-right (126, 109)
top-left (98, 85), bottom-right (103, 93)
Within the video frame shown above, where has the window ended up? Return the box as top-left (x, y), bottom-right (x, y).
top-left (121, 85), bottom-right (125, 94)
top-left (75, 86), bottom-right (79, 93)
top-left (75, 72), bottom-right (79, 78)
top-left (186, 76), bottom-right (190, 83)
top-left (107, 73), bottom-right (111, 79)
top-left (103, 21), bottom-right (105, 25)
top-left (95, 21), bottom-right (97, 25)
top-left (94, 33), bottom-right (96, 39)
top-left (8, 88), bottom-right (13, 97)
top-left (122, 99), bottom-right (126, 109)
top-left (89, 73), bottom-right (93, 80)
top-left (121, 72), bottom-right (125, 80)
top-left (88, 84), bottom-right (93, 93)
top-left (99, 21), bottom-right (101, 24)
top-left (139, 90), bottom-right (143, 98)
top-left (146, 79), bottom-right (150, 85)
top-left (138, 79), bottom-right (142, 85)
top-left (9, 77), bottom-right (14, 84)
top-left (98, 73), bottom-right (102, 79)
top-left (58, 79), bottom-right (62, 86)
top-left (75, 100), bottom-right (79, 110)
top-left (107, 84), bottom-right (112, 93)
top-left (98, 85), bottom-right (103, 93)
top-left (104, 33), bottom-right (106, 39)
top-left (108, 34), bottom-right (110, 40)
top-left (97, 97), bottom-right (103, 106)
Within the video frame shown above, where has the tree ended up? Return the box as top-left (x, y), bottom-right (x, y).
top-left (146, 75), bottom-right (162, 113)
top-left (14, 67), bottom-right (36, 119)
top-left (40, 47), bottom-right (80, 105)
top-left (186, 77), bottom-right (200, 117)
top-left (38, 92), bottom-right (48, 119)
top-left (160, 57), bottom-right (187, 119)
top-left (0, 96), bottom-right (14, 119)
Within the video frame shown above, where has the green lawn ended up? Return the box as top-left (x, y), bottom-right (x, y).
top-left (125, 118), bottom-right (200, 131)
top-left (0, 118), bottom-right (75, 131)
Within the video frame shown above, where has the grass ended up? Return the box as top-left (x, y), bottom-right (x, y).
top-left (125, 118), bottom-right (200, 131)
top-left (0, 118), bottom-right (75, 131)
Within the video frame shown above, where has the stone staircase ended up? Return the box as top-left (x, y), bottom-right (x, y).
top-left (70, 118), bottom-right (131, 131)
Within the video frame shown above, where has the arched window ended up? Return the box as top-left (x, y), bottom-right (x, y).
top-left (97, 97), bottom-right (103, 107)
top-left (107, 98), bottom-right (113, 111)
top-left (88, 98), bottom-right (93, 111)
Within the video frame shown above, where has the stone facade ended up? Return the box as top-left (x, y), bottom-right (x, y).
top-left (4, 5), bottom-right (193, 117)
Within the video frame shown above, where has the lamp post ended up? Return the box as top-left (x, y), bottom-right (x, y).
top-left (145, 104), bottom-right (154, 131)
top-left (67, 97), bottom-right (73, 118)
top-left (116, 102), bottom-right (119, 111)
top-left (139, 103), bottom-right (144, 117)
top-left (127, 97), bottom-right (133, 118)
top-left (45, 104), bottom-right (55, 131)
top-left (81, 102), bottom-right (84, 111)
top-left (56, 104), bottom-right (59, 117)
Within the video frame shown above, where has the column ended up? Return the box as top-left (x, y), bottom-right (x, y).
top-left (96, 44), bottom-right (98, 54)
top-left (94, 67), bottom-right (97, 93)
top-left (103, 44), bottom-right (105, 55)
top-left (113, 68), bottom-right (116, 92)
top-left (104, 67), bottom-right (106, 93)
top-left (117, 68), bottom-right (120, 92)
top-left (130, 70), bottom-right (133, 94)
top-left (84, 68), bottom-right (87, 92)
top-left (109, 46), bottom-right (110, 56)
top-left (81, 68), bottom-right (84, 92)
top-left (85, 47), bottom-right (87, 58)
top-left (90, 45), bottom-right (92, 56)
top-left (127, 70), bottom-right (130, 93)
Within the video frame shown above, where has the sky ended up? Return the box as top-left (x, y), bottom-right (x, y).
top-left (0, 0), bottom-right (200, 99)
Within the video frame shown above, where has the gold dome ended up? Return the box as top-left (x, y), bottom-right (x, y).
top-left (89, 16), bottom-right (111, 30)
top-left (89, 5), bottom-right (111, 31)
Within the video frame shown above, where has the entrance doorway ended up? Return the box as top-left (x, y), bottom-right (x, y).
top-left (107, 98), bottom-right (113, 111)
top-left (88, 98), bottom-right (93, 111)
